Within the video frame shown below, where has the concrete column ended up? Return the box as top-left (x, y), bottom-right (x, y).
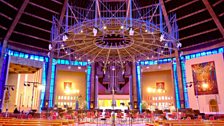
top-left (95, 76), bottom-right (98, 109)
top-left (0, 40), bottom-right (8, 83)
top-left (175, 50), bottom-right (185, 108)
top-left (44, 52), bottom-right (53, 108)
top-left (129, 76), bottom-right (133, 109)
top-left (90, 63), bottom-right (95, 109)
top-left (132, 61), bottom-right (137, 108)
top-left (0, 53), bottom-right (10, 109)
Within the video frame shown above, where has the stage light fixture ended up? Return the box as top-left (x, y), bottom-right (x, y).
top-left (103, 26), bottom-right (107, 29)
top-left (48, 44), bottom-right (52, 50)
top-left (160, 34), bottom-right (165, 42)
top-left (129, 28), bottom-right (134, 36)
top-left (62, 34), bottom-right (68, 41)
top-left (120, 25), bottom-right (124, 29)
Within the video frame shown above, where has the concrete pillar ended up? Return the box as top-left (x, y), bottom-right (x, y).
top-left (95, 76), bottom-right (98, 109)
top-left (132, 61), bottom-right (137, 109)
top-left (44, 52), bottom-right (53, 108)
top-left (175, 50), bottom-right (185, 108)
top-left (90, 63), bottom-right (95, 109)
top-left (0, 40), bottom-right (9, 109)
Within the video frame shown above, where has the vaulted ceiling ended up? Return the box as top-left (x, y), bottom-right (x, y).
top-left (0, 0), bottom-right (224, 53)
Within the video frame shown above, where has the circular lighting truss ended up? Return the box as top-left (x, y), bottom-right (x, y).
top-left (51, 1), bottom-right (181, 65)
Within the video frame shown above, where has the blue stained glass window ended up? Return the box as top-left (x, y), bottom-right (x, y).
top-left (60, 60), bottom-right (65, 64)
top-left (212, 50), bottom-right (217, 54)
top-left (65, 60), bottom-right (69, 65)
top-left (74, 61), bottom-right (78, 65)
top-left (30, 55), bottom-right (34, 60)
top-left (218, 48), bottom-right (223, 53)
top-left (19, 53), bottom-right (24, 58)
top-left (190, 54), bottom-right (195, 58)
top-left (185, 55), bottom-right (190, 60)
top-left (196, 53), bottom-right (200, 57)
top-left (14, 52), bottom-right (19, 57)
top-left (201, 52), bottom-right (206, 56)
top-left (140, 61), bottom-right (145, 65)
top-left (34, 55), bottom-right (39, 60)
top-left (24, 54), bottom-right (29, 58)
top-left (206, 51), bottom-right (211, 55)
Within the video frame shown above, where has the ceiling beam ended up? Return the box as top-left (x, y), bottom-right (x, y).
top-left (159, 0), bottom-right (172, 33)
top-left (51, 0), bottom-right (63, 5)
top-left (0, 12), bottom-right (13, 20)
top-left (24, 12), bottom-right (52, 23)
top-left (177, 8), bottom-right (206, 21)
top-left (179, 18), bottom-right (212, 31)
top-left (13, 31), bottom-right (50, 43)
top-left (0, 25), bottom-right (7, 30)
top-left (213, 0), bottom-right (223, 7)
top-left (202, 0), bottom-right (224, 37)
top-left (59, 0), bottom-right (68, 25)
top-left (18, 22), bottom-right (51, 33)
top-left (4, 0), bottom-right (29, 42)
top-left (8, 40), bottom-right (49, 52)
top-left (0, 0), bottom-right (18, 10)
top-left (176, 2), bottom-right (222, 21)
top-left (179, 28), bottom-right (218, 41)
top-left (29, 2), bottom-right (60, 15)
top-left (169, 0), bottom-right (199, 13)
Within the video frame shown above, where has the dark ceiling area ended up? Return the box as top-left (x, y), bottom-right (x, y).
top-left (0, 0), bottom-right (224, 53)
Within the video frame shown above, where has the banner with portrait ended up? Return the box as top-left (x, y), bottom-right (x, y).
top-left (191, 61), bottom-right (218, 95)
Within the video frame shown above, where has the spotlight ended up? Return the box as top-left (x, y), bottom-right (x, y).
top-left (164, 43), bottom-right (168, 48)
top-left (80, 30), bottom-right (83, 33)
top-left (177, 42), bottom-right (182, 48)
top-left (103, 26), bottom-right (107, 30)
top-left (180, 51), bottom-right (184, 56)
top-left (48, 44), bottom-right (52, 50)
top-left (146, 66), bottom-right (149, 69)
top-left (62, 34), bottom-right (68, 41)
top-left (122, 70), bottom-right (125, 75)
top-left (160, 34), bottom-right (165, 42)
top-left (145, 29), bottom-right (148, 32)
top-left (111, 66), bottom-right (115, 71)
top-left (93, 28), bottom-right (98, 36)
top-left (78, 66), bottom-right (81, 69)
top-left (129, 28), bottom-right (134, 36)
top-left (120, 25), bottom-right (124, 29)
top-left (47, 52), bottom-right (50, 57)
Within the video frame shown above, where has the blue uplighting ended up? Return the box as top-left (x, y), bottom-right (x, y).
top-left (136, 63), bottom-right (142, 112)
top-left (172, 62), bottom-right (181, 109)
top-left (181, 61), bottom-right (189, 108)
top-left (49, 59), bottom-right (56, 107)
top-left (86, 65), bottom-right (92, 109)
top-left (40, 62), bottom-right (48, 109)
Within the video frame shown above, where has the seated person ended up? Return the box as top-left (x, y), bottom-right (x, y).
top-left (13, 107), bottom-right (20, 114)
